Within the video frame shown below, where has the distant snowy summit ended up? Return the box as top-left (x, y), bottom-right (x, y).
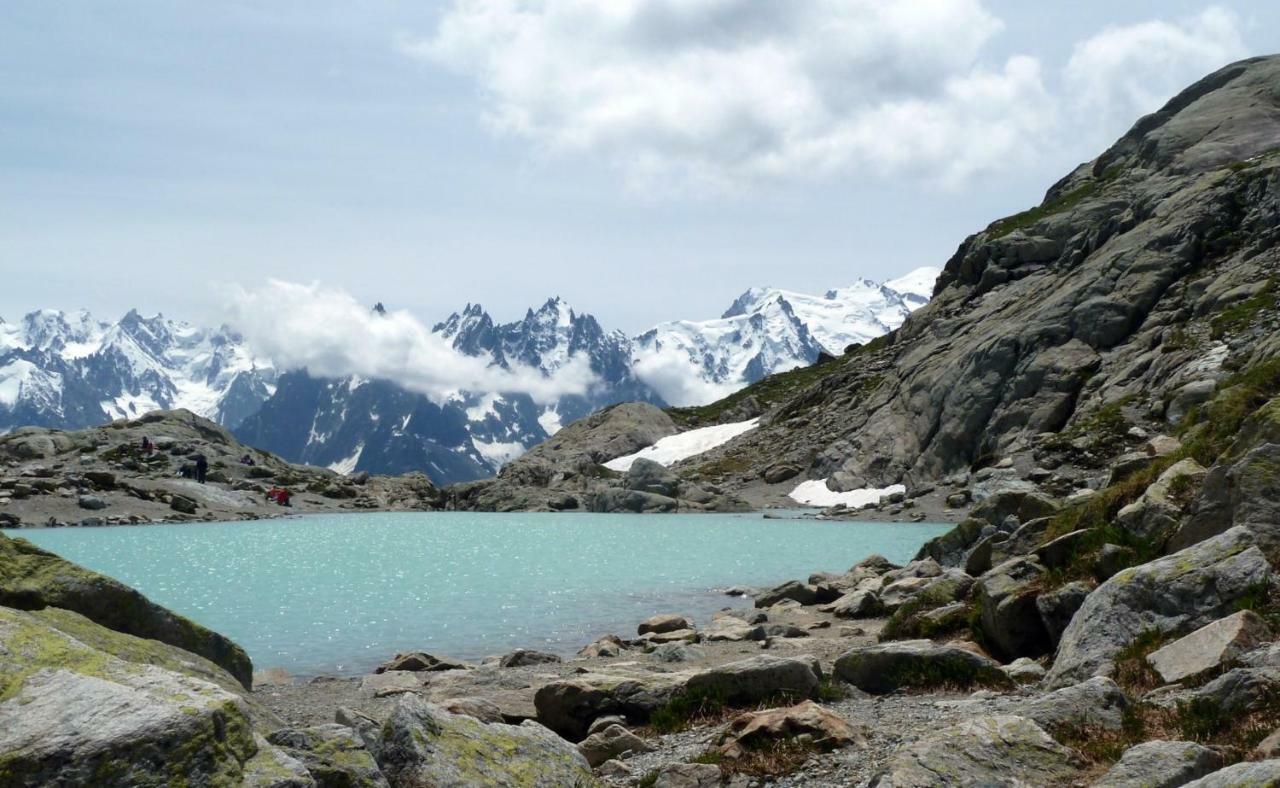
top-left (633, 267), bottom-right (937, 405)
top-left (0, 266), bottom-right (939, 483)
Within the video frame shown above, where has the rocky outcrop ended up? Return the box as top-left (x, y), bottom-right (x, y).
top-left (1093, 741), bottom-right (1223, 788)
top-left (366, 695), bottom-right (595, 787)
top-left (0, 605), bottom-right (287, 787)
top-left (834, 641), bottom-right (1011, 694)
top-left (868, 715), bottom-right (1083, 787)
top-left (1171, 440), bottom-right (1280, 553)
top-left (1046, 527), bottom-right (1273, 688)
top-left (1014, 677), bottom-right (1131, 732)
top-left (1146, 610), bottom-right (1272, 683)
top-left (0, 532), bottom-right (253, 688)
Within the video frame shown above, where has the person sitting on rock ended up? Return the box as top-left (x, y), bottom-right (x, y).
top-left (239, 453), bottom-right (256, 466)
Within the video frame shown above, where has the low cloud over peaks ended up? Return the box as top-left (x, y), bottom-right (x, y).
top-left (406, 1), bottom-right (1248, 192)
top-left (225, 280), bottom-right (598, 404)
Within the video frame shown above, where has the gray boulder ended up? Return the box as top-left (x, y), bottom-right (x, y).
top-left (498, 649), bottom-right (562, 668)
top-left (375, 651), bottom-right (470, 673)
top-left (267, 724), bottom-right (388, 787)
top-left (1115, 458), bottom-right (1206, 540)
top-left (638, 614), bottom-right (692, 635)
top-left (868, 715), bottom-right (1083, 787)
top-left (821, 588), bottom-right (882, 619)
top-left (76, 495), bottom-right (106, 510)
top-left (833, 641), bottom-right (1011, 694)
top-left (534, 672), bottom-right (685, 741)
top-left (1170, 443), bottom-right (1280, 554)
top-left (970, 490), bottom-right (1059, 527)
top-left (576, 723), bottom-right (652, 767)
top-left (975, 557), bottom-right (1052, 660)
top-left (1046, 527), bottom-right (1273, 688)
top-left (1093, 740), bottom-right (1223, 788)
top-left (367, 696), bottom-right (593, 787)
top-left (625, 458), bottom-right (680, 497)
top-left (588, 488), bottom-right (677, 513)
top-left (0, 533), bottom-right (253, 689)
top-left (0, 605), bottom-right (288, 788)
top-left (684, 655), bottom-right (821, 706)
top-left (1182, 760), bottom-right (1280, 787)
top-left (1035, 581), bottom-right (1091, 646)
top-left (1146, 610), bottom-right (1272, 683)
top-left (755, 580), bottom-right (818, 608)
top-left (1015, 677), bottom-right (1131, 731)
top-left (653, 763), bottom-right (722, 787)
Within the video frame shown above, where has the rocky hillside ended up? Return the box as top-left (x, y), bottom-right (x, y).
top-left (649, 55), bottom-right (1280, 510)
top-left (0, 409), bottom-right (440, 528)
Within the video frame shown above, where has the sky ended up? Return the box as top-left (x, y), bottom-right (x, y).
top-left (1, 1), bottom-right (1277, 335)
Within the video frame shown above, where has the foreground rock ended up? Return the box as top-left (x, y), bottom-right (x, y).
top-left (714, 700), bottom-right (863, 759)
top-left (1046, 527), bottom-right (1272, 688)
top-left (1146, 610), bottom-right (1272, 683)
top-left (834, 641), bottom-right (1011, 694)
top-left (267, 724), bottom-right (388, 787)
top-left (869, 715), bottom-right (1083, 787)
top-left (1093, 740), bottom-right (1223, 788)
top-left (1015, 677), bottom-right (1131, 731)
top-left (0, 532), bottom-right (253, 689)
top-left (683, 655), bottom-right (821, 706)
top-left (0, 605), bottom-right (285, 787)
top-left (1183, 760), bottom-right (1280, 786)
top-left (366, 695), bottom-right (595, 787)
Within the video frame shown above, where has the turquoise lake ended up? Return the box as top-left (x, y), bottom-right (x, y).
top-left (4, 512), bottom-right (948, 677)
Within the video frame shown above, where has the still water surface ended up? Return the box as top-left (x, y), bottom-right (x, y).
top-left (5, 512), bottom-right (948, 676)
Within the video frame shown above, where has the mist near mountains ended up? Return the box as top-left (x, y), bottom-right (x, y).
top-left (0, 267), bottom-right (936, 484)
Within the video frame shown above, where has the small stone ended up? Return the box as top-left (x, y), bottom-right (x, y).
top-left (638, 614), bottom-right (692, 635)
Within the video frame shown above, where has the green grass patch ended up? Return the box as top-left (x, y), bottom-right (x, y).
top-left (1179, 357), bottom-right (1280, 464)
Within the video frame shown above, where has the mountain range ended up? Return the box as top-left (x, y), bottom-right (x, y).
top-left (0, 268), bottom-right (936, 484)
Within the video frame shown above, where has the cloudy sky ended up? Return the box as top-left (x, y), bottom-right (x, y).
top-left (1, 1), bottom-right (1276, 334)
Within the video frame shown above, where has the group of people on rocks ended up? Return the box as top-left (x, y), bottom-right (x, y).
top-left (138, 435), bottom-right (291, 506)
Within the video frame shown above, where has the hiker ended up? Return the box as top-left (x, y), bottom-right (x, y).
top-left (239, 453), bottom-right (256, 466)
top-left (194, 453), bottom-right (208, 484)
top-left (140, 436), bottom-right (152, 453)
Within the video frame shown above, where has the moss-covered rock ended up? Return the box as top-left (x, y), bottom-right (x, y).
top-left (869, 715), bottom-right (1083, 786)
top-left (0, 533), bottom-right (252, 689)
top-left (368, 696), bottom-right (596, 787)
top-left (0, 606), bottom-right (279, 787)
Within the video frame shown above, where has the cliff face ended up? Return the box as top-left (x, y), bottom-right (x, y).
top-left (685, 55), bottom-right (1280, 495)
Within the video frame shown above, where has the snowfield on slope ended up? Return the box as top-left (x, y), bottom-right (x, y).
top-left (788, 479), bottom-right (907, 509)
top-left (604, 418), bottom-right (760, 472)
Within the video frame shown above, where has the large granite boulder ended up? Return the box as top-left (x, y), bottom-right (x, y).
top-left (0, 533), bottom-right (253, 689)
top-left (754, 580), bottom-right (818, 608)
top-left (974, 557), bottom-right (1052, 661)
top-left (1171, 442), bottom-right (1280, 553)
top-left (1115, 458), bottom-right (1207, 540)
top-left (1182, 760), bottom-right (1280, 786)
top-left (624, 458), bottom-right (680, 497)
top-left (1146, 610), bottom-right (1272, 683)
top-left (1046, 527), bottom-right (1273, 688)
top-left (1014, 677), bottom-right (1131, 731)
top-left (683, 655), bottom-right (821, 706)
top-left (0, 605), bottom-right (292, 787)
top-left (534, 671), bottom-right (685, 741)
top-left (1093, 740), bottom-right (1223, 788)
top-left (576, 723), bottom-right (652, 767)
top-left (267, 724), bottom-right (387, 787)
top-left (367, 695), bottom-right (594, 787)
top-left (833, 641), bottom-right (1011, 694)
top-left (970, 491), bottom-right (1059, 527)
top-left (713, 701), bottom-right (863, 759)
top-left (868, 715), bottom-right (1083, 787)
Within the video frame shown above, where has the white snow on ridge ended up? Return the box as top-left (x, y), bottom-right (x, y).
top-left (472, 438), bottom-right (525, 467)
top-left (604, 418), bottom-right (760, 472)
top-left (328, 443), bottom-right (364, 474)
top-left (788, 479), bottom-right (907, 509)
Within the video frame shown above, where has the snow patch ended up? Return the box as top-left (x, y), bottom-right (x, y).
top-left (788, 479), bottom-right (907, 509)
top-left (604, 418), bottom-right (760, 472)
top-left (537, 406), bottom-right (563, 436)
top-left (328, 443), bottom-right (364, 474)
top-left (472, 438), bottom-right (526, 467)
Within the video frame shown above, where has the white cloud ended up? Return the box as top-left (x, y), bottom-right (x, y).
top-left (407, 0), bottom-right (1054, 190)
top-left (630, 345), bottom-right (739, 407)
top-left (224, 280), bottom-right (597, 404)
top-left (407, 1), bottom-right (1250, 192)
top-left (1065, 6), bottom-right (1247, 142)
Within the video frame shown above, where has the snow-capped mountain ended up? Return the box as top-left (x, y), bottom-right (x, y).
top-left (0, 310), bottom-right (276, 433)
top-left (2, 266), bottom-right (939, 485)
top-left (233, 298), bottom-right (663, 486)
top-left (632, 267), bottom-right (938, 405)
